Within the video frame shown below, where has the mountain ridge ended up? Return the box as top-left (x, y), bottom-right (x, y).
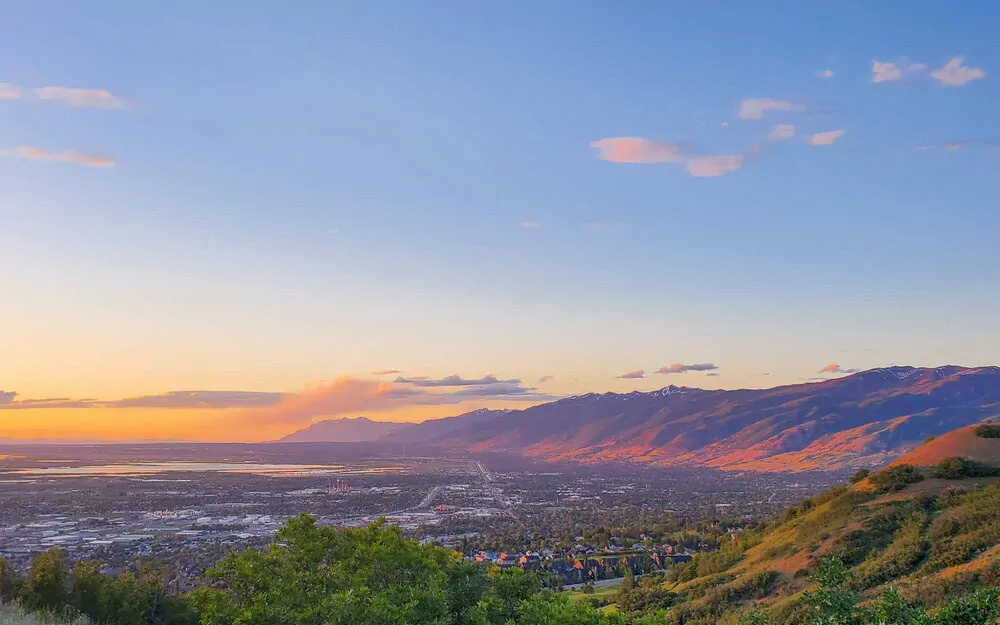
top-left (432, 366), bottom-right (1000, 471)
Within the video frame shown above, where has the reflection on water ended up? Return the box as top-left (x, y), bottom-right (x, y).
top-left (8, 462), bottom-right (404, 478)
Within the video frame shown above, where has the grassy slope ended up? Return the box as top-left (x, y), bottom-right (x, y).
top-left (0, 604), bottom-right (91, 625)
top-left (660, 477), bottom-right (1000, 625)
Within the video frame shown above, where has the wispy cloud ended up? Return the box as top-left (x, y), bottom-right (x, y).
top-left (0, 83), bottom-right (21, 99)
top-left (591, 137), bottom-right (750, 178)
top-left (520, 221), bottom-right (541, 228)
top-left (686, 154), bottom-right (744, 177)
top-left (768, 124), bottom-right (796, 141)
top-left (931, 57), bottom-right (985, 87)
top-left (2, 375), bottom-right (556, 424)
top-left (818, 363), bottom-right (860, 375)
top-left (915, 140), bottom-right (1000, 152)
top-left (108, 391), bottom-right (284, 409)
top-left (371, 369), bottom-right (402, 376)
top-left (3, 146), bottom-right (115, 167)
top-left (655, 363), bottom-right (719, 374)
top-left (35, 86), bottom-right (128, 108)
top-left (808, 130), bottom-right (845, 146)
top-left (590, 137), bottom-right (685, 164)
top-left (738, 98), bottom-right (802, 120)
top-left (706, 372), bottom-right (721, 377)
top-left (617, 370), bottom-right (646, 379)
top-left (817, 69), bottom-right (834, 80)
top-left (871, 58), bottom-right (926, 84)
top-left (538, 375), bottom-right (554, 383)
top-left (394, 374), bottom-right (521, 388)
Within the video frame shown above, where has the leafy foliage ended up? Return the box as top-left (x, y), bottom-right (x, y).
top-left (869, 465), bottom-right (925, 493)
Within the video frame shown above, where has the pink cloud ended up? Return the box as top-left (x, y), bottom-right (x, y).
top-left (738, 98), bottom-right (802, 120)
top-left (617, 369), bottom-right (646, 380)
top-left (0, 83), bottom-right (21, 99)
top-left (808, 130), bottom-right (845, 146)
top-left (590, 137), bottom-right (685, 163)
top-left (768, 124), bottom-right (795, 141)
top-left (35, 86), bottom-right (128, 108)
top-left (4, 146), bottom-right (115, 167)
top-left (686, 154), bottom-right (743, 177)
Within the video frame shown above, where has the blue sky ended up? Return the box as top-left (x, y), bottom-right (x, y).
top-left (1, 2), bottom-right (998, 438)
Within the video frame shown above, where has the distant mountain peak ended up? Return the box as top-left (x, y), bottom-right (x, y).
top-left (435, 364), bottom-right (1000, 472)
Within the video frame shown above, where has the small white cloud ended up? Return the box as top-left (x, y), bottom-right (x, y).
top-left (809, 130), bottom-right (845, 146)
top-left (872, 60), bottom-right (903, 83)
top-left (931, 57), bottom-right (985, 86)
top-left (738, 98), bottom-right (802, 120)
top-left (35, 86), bottom-right (128, 108)
top-left (4, 146), bottom-right (116, 167)
top-left (768, 124), bottom-right (796, 141)
top-left (872, 58), bottom-right (929, 84)
top-left (520, 221), bottom-right (541, 228)
top-left (719, 121), bottom-right (730, 128)
top-left (0, 83), bottom-right (21, 99)
top-left (818, 69), bottom-right (834, 79)
top-left (686, 154), bottom-right (743, 177)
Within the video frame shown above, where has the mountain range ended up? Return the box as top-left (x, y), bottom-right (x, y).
top-left (281, 366), bottom-right (1000, 471)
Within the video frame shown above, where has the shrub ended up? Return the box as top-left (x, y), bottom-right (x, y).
top-left (869, 465), bottom-right (924, 493)
top-left (850, 469), bottom-right (871, 484)
top-left (974, 424), bottom-right (1000, 438)
top-left (932, 457), bottom-right (1000, 480)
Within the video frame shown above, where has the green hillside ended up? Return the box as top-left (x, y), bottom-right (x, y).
top-left (658, 468), bottom-right (1000, 624)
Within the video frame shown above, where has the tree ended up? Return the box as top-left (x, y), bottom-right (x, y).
top-left (445, 560), bottom-right (490, 625)
top-left (850, 469), bottom-right (871, 484)
top-left (802, 558), bottom-right (858, 625)
top-left (20, 548), bottom-right (68, 612)
top-left (0, 557), bottom-right (16, 602)
top-left (191, 515), bottom-right (454, 625)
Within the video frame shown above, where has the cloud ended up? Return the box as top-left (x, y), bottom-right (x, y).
top-left (538, 375), bottom-right (554, 383)
top-left (0, 390), bottom-right (285, 410)
top-left (107, 390), bottom-right (285, 409)
top-left (686, 154), bottom-right (743, 177)
top-left (931, 57), bottom-right (985, 86)
top-left (655, 363), bottom-right (719, 375)
top-left (0, 83), bottom-right (21, 99)
top-left (590, 137), bottom-right (685, 163)
top-left (617, 370), bottom-right (646, 379)
top-left (1, 374), bottom-right (555, 422)
top-left (394, 374), bottom-right (521, 388)
top-left (768, 124), bottom-right (796, 141)
top-left (706, 372), bottom-right (721, 377)
top-left (916, 140), bottom-right (1000, 152)
top-left (719, 121), bottom-right (730, 128)
top-left (371, 369), bottom-right (402, 376)
top-left (35, 86), bottom-right (128, 108)
top-left (818, 69), bottom-right (834, 79)
top-left (872, 60), bottom-right (903, 83)
top-left (3, 146), bottom-right (115, 167)
top-left (0, 390), bottom-right (16, 404)
top-left (738, 98), bottom-right (802, 120)
top-left (809, 130), bottom-right (845, 146)
top-left (520, 221), bottom-right (541, 228)
top-left (872, 58), bottom-right (929, 84)
top-left (591, 137), bottom-right (751, 178)
top-left (818, 363), bottom-right (860, 375)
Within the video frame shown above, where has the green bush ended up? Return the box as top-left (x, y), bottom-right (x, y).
top-left (869, 465), bottom-right (925, 493)
top-left (932, 457), bottom-right (1000, 480)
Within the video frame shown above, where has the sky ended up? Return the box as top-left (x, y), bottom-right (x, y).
top-left (2, 1), bottom-right (999, 441)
